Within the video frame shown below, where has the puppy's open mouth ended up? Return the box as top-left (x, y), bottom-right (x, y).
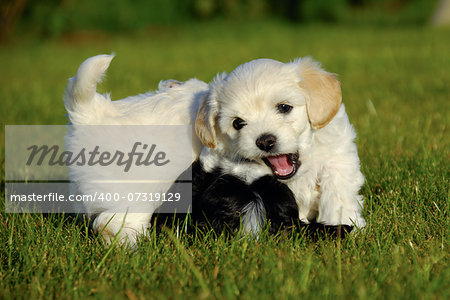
top-left (262, 153), bottom-right (300, 180)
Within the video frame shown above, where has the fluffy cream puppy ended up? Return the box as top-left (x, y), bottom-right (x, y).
top-left (196, 58), bottom-right (366, 229)
top-left (65, 54), bottom-right (365, 246)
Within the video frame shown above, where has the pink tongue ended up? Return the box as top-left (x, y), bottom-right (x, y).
top-left (267, 155), bottom-right (294, 176)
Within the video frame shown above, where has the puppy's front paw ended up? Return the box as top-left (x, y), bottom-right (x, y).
top-left (93, 212), bottom-right (149, 248)
top-left (317, 206), bottom-right (366, 230)
top-left (352, 217), bottom-right (367, 229)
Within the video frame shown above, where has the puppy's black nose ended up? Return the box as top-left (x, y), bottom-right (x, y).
top-left (256, 134), bottom-right (277, 152)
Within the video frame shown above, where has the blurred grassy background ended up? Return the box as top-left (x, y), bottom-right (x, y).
top-left (0, 1), bottom-right (449, 299)
top-left (0, 0), bottom-right (439, 40)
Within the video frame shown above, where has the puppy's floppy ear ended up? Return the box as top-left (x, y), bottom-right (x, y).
top-left (195, 72), bottom-right (227, 148)
top-left (296, 58), bottom-right (342, 129)
top-left (195, 94), bottom-right (217, 149)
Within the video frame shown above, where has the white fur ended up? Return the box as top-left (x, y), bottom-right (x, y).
top-left (197, 58), bottom-right (366, 228)
top-left (241, 192), bottom-right (266, 235)
top-left (64, 55), bottom-right (208, 245)
top-left (65, 55), bottom-right (365, 246)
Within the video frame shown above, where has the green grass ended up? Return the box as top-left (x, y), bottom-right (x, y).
top-left (1, 21), bottom-right (449, 299)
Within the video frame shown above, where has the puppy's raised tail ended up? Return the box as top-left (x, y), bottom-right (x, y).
top-left (64, 54), bottom-right (114, 123)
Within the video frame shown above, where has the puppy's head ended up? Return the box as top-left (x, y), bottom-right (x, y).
top-left (195, 57), bottom-right (341, 180)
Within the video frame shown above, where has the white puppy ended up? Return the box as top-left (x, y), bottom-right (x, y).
top-left (64, 54), bottom-right (365, 246)
top-left (195, 57), bottom-right (366, 229)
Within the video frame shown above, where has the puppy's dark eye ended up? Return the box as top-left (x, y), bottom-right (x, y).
top-left (277, 103), bottom-right (293, 114)
top-left (232, 118), bottom-right (247, 130)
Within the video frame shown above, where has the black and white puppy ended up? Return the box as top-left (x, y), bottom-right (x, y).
top-left (189, 160), bottom-right (299, 235)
